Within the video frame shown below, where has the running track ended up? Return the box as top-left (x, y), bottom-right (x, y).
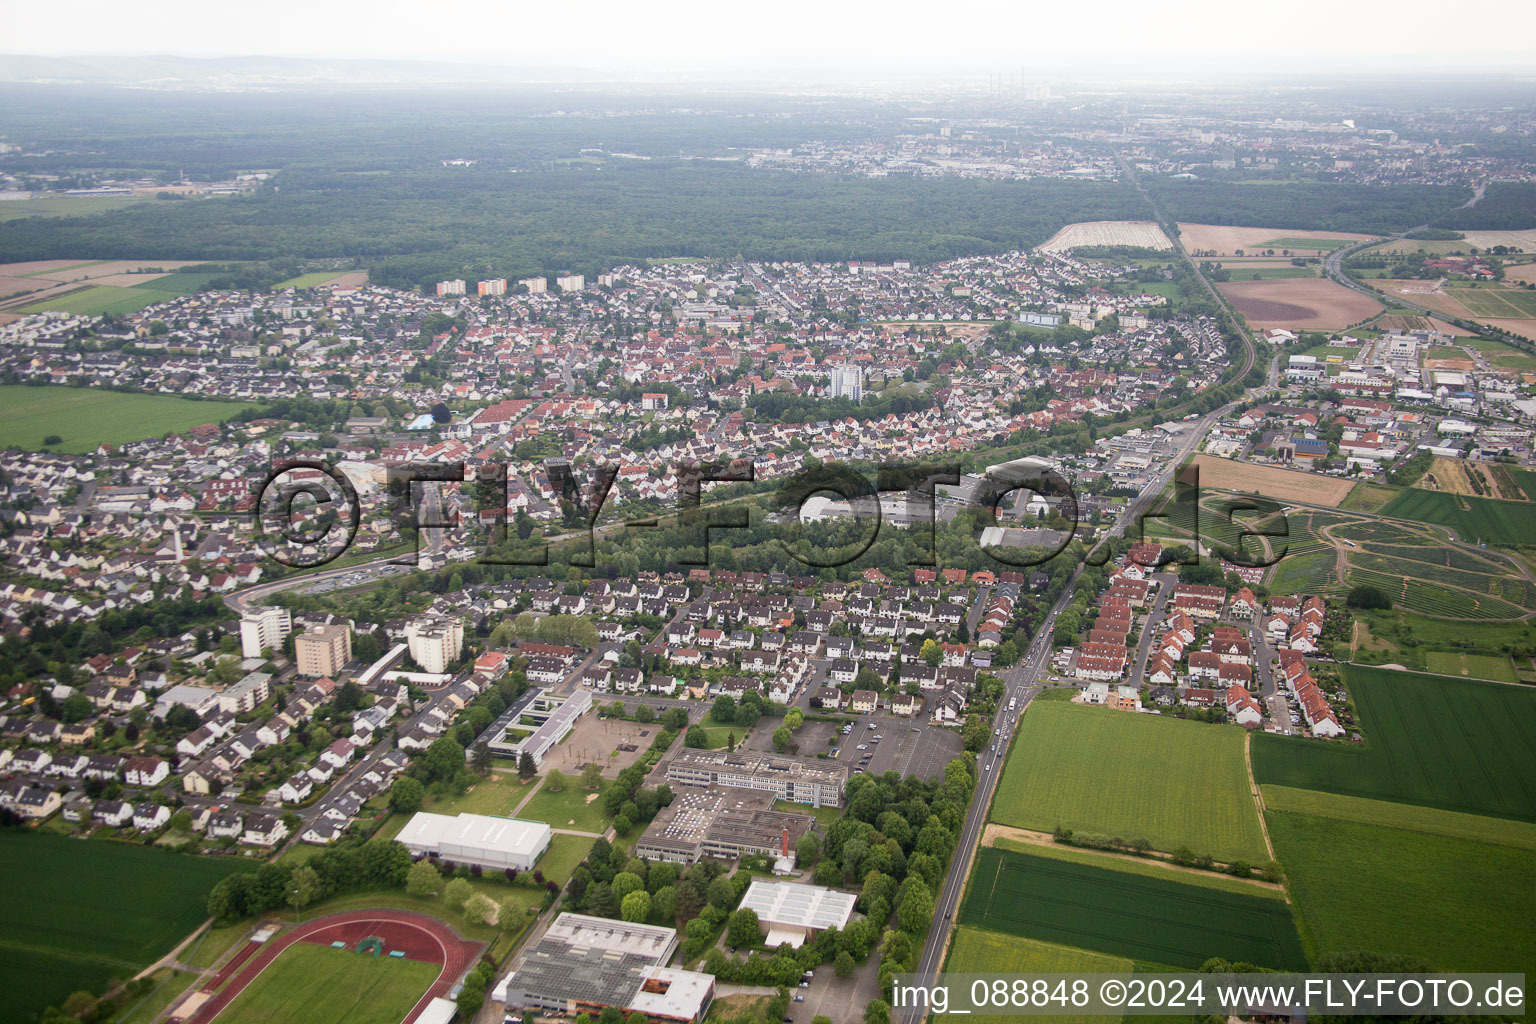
top-left (186, 910), bottom-right (483, 1024)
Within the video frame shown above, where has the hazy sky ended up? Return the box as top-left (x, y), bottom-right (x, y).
top-left (7, 0), bottom-right (1536, 76)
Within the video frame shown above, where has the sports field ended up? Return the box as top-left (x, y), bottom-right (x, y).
top-left (1266, 810), bottom-right (1536, 972)
top-left (960, 847), bottom-right (1308, 971)
top-left (944, 927), bottom-right (1132, 1024)
top-left (0, 832), bottom-right (250, 1022)
top-left (1252, 666), bottom-right (1536, 822)
top-left (0, 384), bottom-right (257, 453)
top-left (990, 702), bottom-right (1269, 863)
top-left (210, 943), bottom-right (438, 1024)
top-left (1380, 487), bottom-right (1529, 546)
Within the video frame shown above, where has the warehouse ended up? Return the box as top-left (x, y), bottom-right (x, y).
top-left (737, 880), bottom-right (857, 948)
top-left (397, 812), bottom-right (551, 871)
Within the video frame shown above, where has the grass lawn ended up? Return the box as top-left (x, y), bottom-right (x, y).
top-left (0, 832), bottom-right (251, 1023)
top-left (515, 782), bottom-right (610, 832)
top-left (1266, 810), bottom-right (1536, 972)
top-left (944, 927), bottom-right (1132, 1024)
top-left (990, 701), bottom-right (1269, 863)
top-left (537, 832), bottom-right (595, 884)
top-left (182, 921), bottom-right (255, 971)
top-left (960, 847), bottom-right (1307, 971)
top-left (1349, 609), bottom-right (1536, 671)
top-left (1423, 650), bottom-right (1518, 683)
top-left (110, 968), bottom-right (196, 1024)
top-left (1227, 266), bottom-right (1318, 280)
top-left (776, 799), bottom-right (840, 827)
top-left (1259, 236), bottom-right (1356, 250)
top-left (990, 837), bottom-right (1285, 899)
top-left (683, 712), bottom-right (743, 750)
top-left (1340, 482), bottom-right (1399, 513)
top-left (212, 942), bottom-right (438, 1024)
top-left (1261, 785), bottom-right (1536, 852)
top-left (274, 271), bottom-right (349, 289)
top-left (0, 385), bottom-right (259, 453)
top-left (0, 196), bottom-right (158, 221)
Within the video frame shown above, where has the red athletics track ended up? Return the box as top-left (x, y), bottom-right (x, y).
top-left (187, 910), bottom-right (483, 1024)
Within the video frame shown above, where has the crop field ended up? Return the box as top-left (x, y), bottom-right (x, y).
top-left (991, 701), bottom-right (1269, 863)
top-left (1037, 220), bottom-right (1172, 253)
top-left (0, 832), bottom-right (250, 1022)
top-left (1189, 455), bottom-right (1356, 506)
top-left (1177, 224), bottom-right (1376, 257)
top-left (1445, 285), bottom-right (1536, 318)
top-left (274, 271), bottom-right (351, 289)
top-left (944, 927), bottom-right (1132, 1024)
top-left (960, 847), bottom-right (1308, 971)
top-left (1266, 811), bottom-right (1536, 972)
top-left (990, 836), bottom-right (1287, 899)
top-left (212, 942), bottom-right (439, 1024)
top-left (1261, 785), bottom-right (1536, 851)
top-left (1423, 651), bottom-right (1520, 682)
top-left (1225, 266), bottom-right (1318, 280)
top-left (15, 284), bottom-right (178, 316)
top-left (1252, 666), bottom-right (1536, 822)
top-left (1379, 487), bottom-right (1531, 546)
top-left (1342, 563), bottom-right (1526, 620)
top-left (1217, 277), bottom-right (1382, 330)
top-left (0, 385), bottom-right (257, 453)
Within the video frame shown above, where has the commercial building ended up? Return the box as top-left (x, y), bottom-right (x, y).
top-left (493, 913), bottom-right (714, 1023)
top-left (664, 749), bottom-right (847, 808)
top-left (737, 880), bottom-right (857, 948)
top-left (295, 623), bottom-right (352, 678)
top-left (397, 812), bottom-right (551, 871)
top-left (405, 616), bottom-right (463, 675)
top-left (486, 688), bottom-right (591, 767)
top-left (239, 605), bottom-right (291, 659)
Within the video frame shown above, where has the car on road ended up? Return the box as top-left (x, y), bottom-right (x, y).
top-left (856, 744), bottom-right (867, 750)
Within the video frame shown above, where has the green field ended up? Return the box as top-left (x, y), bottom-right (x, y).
top-left (1446, 285), bottom-right (1536, 318)
top-left (0, 385), bottom-right (257, 453)
top-left (991, 701), bottom-right (1269, 862)
top-left (944, 927), bottom-right (1132, 1024)
top-left (1227, 266), bottom-right (1318, 280)
top-left (991, 837), bottom-right (1286, 899)
top-left (1261, 785), bottom-right (1536, 851)
top-left (960, 847), bottom-right (1307, 971)
top-left (0, 196), bottom-right (157, 221)
top-left (1267, 810), bottom-right (1536, 972)
top-left (274, 271), bottom-right (349, 289)
top-left (1260, 236), bottom-right (1358, 250)
top-left (0, 832), bottom-right (250, 1022)
top-left (133, 271), bottom-right (223, 297)
top-left (1423, 650), bottom-right (1519, 682)
top-left (513, 781), bottom-right (610, 833)
top-left (1253, 666), bottom-right (1536, 821)
top-left (212, 942), bottom-right (438, 1024)
top-left (16, 284), bottom-right (177, 316)
top-left (1380, 487), bottom-right (1531, 546)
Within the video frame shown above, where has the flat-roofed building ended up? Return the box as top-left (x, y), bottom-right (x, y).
top-left (397, 812), bottom-right (551, 871)
top-left (664, 748), bottom-right (846, 808)
top-left (485, 688), bottom-right (591, 767)
top-left (218, 671), bottom-right (271, 714)
top-left (295, 623), bottom-right (352, 678)
top-left (634, 786), bottom-right (812, 866)
top-left (737, 880), bottom-right (857, 948)
top-left (493, 913), bottom-right (714, 1022)
top-left (240, 606), bottom-right (291, 659)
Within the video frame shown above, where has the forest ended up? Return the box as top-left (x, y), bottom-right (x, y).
top-left (1433, 181), bottom-right (1536, 230)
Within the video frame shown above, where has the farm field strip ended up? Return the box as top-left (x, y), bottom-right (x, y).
top-left (960, 847), bottom-right (1308, 971)
top-left (1380, 488), bottom-right (1531, 547)
top-left (943, 927), bottom-right (1134, 1024)
top-left (1261, 785), bottom-right (1536, 851)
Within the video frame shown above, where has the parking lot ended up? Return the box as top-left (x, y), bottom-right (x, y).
top-left (830, 712), bottom-right (962, 781)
